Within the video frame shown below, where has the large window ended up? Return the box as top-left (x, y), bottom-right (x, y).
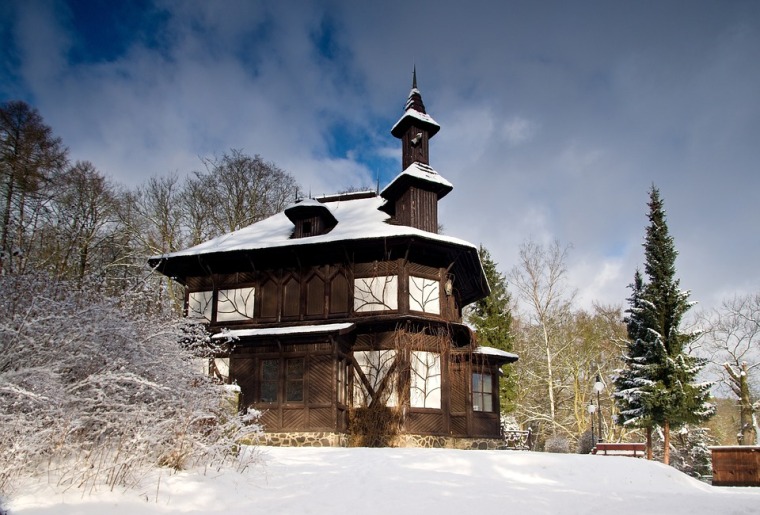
top-left (472, 372), bottom-right (494, 412)
top-left (187, 290), bottom-right (213, 321)
top-left (409, 276), bottom-right (440, 314)
top-left (353, 276), bottom-right (398, 312)
top-left (216, 287), bottom-right (255, 322)
top-left (410, 351), bottom-right (441, 408)
top-left (353, 350), bottom-right (398, 407)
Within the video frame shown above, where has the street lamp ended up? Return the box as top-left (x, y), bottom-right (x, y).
top-left (594, 374), bottom-right (604, 443)
top-left (587, 402), bottom-right (596, 447)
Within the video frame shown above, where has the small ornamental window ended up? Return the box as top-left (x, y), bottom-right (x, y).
top-left (187, 291), bottom-right (213, 321)
top-left (353, 275), bottom-right (398, 312)
top-left (409, 276), bottom-right (440, 314)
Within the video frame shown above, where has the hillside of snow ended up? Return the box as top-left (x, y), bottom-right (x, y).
top-left (7, 447), bottom-right (760, 515)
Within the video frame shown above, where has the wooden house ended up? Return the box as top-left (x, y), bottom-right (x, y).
top-left (148, 73), bottom-right (518, 448)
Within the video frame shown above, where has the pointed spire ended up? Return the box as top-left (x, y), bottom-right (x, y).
top-left (391, 68), bottom-right (439, 139)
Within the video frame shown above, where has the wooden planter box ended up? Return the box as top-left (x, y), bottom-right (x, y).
top-left (710, 446), bottom-right (760, 487)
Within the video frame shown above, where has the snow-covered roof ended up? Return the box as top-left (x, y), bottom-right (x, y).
top-left (391, 106), bottom-right (440, 134)
top-left (473, 346), bottom-right (519, 362)
top-left (212, 322), bottom-right (355, 340)
top-left (381, 162), bottom-right (453, 198)
top-left (150, 194), bottom-right (474, 261)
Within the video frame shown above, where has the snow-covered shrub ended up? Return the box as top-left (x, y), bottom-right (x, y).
top-left (0, 274), bottom-right (262, 495)
top-left (544, 434), bottom-right (571, 453)
top-left (577, 430), bottom-right (595, 454)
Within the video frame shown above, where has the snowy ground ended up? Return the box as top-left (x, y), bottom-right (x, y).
top-left (7, 447), bottom-right (760, 515)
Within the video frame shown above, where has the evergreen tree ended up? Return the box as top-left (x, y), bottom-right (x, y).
top-left (614, 269), bottom-right (661, 457)
top-left (615, 186), bottom-right (713, 464)
top-left (467, 245), bottom-right (516, 412)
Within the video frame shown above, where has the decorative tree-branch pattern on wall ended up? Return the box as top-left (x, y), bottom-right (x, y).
top-left (410, 351), bottom-right (441, 408)
top-left (353, 275), bottom-right (398, 312)
top-left (353, 350), bottom-right (398, 407)
top-left (409, 276), bottom-right (440, 314)
top-left (216, 287), bottom-right (255, 322)
top-left (187, 290), bottom-right (213, 321)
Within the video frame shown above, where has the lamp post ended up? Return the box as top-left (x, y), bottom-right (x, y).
top-left (587, 402), bottom-right (596, 448)
top-left (594, 374), bottom-right (604, 443)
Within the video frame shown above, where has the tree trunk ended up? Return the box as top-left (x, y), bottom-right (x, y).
top-left (646, 427), bottom-right (653, 460)
top-left (738, 363), bottom-right (757, 445)
top-left (663, 420), bottom-right (670, 465)
top-left (542, 323), bottom-right (556, 427)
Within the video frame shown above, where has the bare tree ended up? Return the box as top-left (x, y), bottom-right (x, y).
top-left (509, 240), bottom-right (575, 435)
top-left (701, 293), bottom-right (760, 445)
top-left (0, 101), bottom-right (68, 274)
top-left (192, 149), bottom-right (298, 235)
top-left (41, 162), bottom-right (119, 285)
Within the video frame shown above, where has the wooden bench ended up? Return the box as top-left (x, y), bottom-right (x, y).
top-left (592, 442), bottom-right (646, 457)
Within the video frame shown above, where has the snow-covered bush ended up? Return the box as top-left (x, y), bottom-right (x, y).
top-left (0, 274), bottom-right (261, 495)
top-left (544, 434), bottom-right (571, 453)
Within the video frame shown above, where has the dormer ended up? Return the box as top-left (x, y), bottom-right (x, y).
top-left (284, 198), bottom-right (338, 238)
top-left (383, 69), bottom-right (452, 234)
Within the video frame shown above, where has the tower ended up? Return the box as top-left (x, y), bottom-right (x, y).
top-left (382, 69), bottom-right (452, 233)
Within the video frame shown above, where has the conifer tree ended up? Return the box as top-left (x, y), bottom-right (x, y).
top-left (614, 186), bottom-right (713, 464)
top-left (614, 270), bottom-right (660, 458)
top-left (467, 245), bottom-right (516, 412)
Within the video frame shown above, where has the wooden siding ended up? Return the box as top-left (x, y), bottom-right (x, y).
top-left (711, 446), bottom-right (760, 486)
top-left (395, 187), bottom-right (438, 233)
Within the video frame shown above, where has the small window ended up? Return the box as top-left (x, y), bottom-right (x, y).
top-left (261, 359), bottom-right (279, 403)
top-left (302, 221), bottom-right (313, 235)
top-left (286, 358), bottom-right (305, 402)
top-left (472, 372), bottom-right (493, 412)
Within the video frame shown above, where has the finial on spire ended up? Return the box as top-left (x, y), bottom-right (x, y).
top-left (412, 65), bottom-right (417, 89)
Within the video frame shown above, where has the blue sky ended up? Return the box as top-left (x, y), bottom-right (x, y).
top-left (2, 0), bottom-right (759, 315)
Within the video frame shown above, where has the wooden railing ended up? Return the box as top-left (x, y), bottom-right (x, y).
top-left (503, 429), bottom-right (532, 450)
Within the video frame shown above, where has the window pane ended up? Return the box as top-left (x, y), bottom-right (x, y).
top-left (353, 350), bottom-right (398, 407)
top-left (286, 358), bottom-right (304, 402)
top-left (187, 291), bottom-right (213, 321)
top-left (353, 276), bottom-right (398, 312)
top-left (261, 359), bottom-right (278, 402)
top-left (409, 276), bottom-right (440, 314)
top-left (216, 287), bottom-right (255, 322)
top-left (482, 393), bottom-right (493, 412)
top-left (483, 373), bottom-right (492, 394)
top-left (410, 351), bottom-right (441, 408)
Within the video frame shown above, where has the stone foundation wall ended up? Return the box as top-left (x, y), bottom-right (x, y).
top-left (252, 431), bottom-right (506, 450)
top-left (257, 432), bottom-right (349, 447)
